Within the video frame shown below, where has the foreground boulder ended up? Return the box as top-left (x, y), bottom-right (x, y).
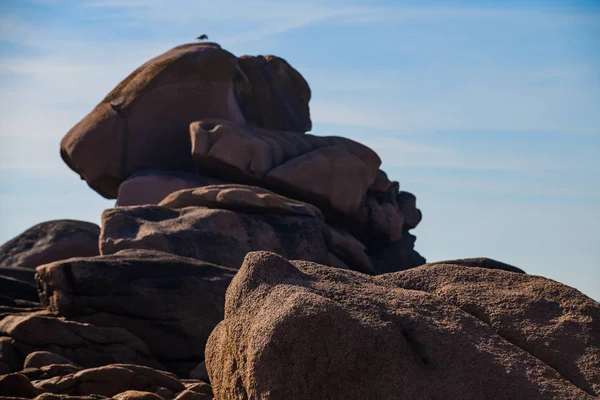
top-left (0, 220), bottom-right (100, 270)
top-left (60, 43), bottom-right (246, 198)
top-left (36, 249), bottom-right (236, 376)
top-left (206, 252), bottom-right (599, 399)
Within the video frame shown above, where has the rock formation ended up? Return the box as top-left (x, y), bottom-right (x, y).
top-left (1, 41), bottom-right (597, 400)
top-left (206, 252), bottom-right (600, 399)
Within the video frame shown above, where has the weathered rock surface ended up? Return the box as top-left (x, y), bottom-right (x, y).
top-left (0, 314), bottom-right (159, 371)
top-left (0, 220), bottom-right (100, 271)
top-left (389, 262), bottom-right (598, 396)
top-left (188, 119), bottom-right (423, 249)
top-left (190, 119), bottom-right (382, 216)
top-left (234, 55), bottom-right (311, 133)
top-left (206, 251), bottom-right (599, 399)
top-left (60, 43), bottom-right (246, 198)
top-left (116, 170), bottom-right (226, 207)
top-left (105, 184), bottom-right (373, 273)
top-left (36, 249), bottom-right (235, 376)
top-left (100, 204), bottom-right (330, 270)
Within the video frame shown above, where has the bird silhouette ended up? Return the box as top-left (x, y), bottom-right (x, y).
top-left (196, 34), bottom-right (208, 41)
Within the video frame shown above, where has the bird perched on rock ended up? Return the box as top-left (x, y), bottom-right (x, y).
top-left (196, 34), bottom-right (208, 41)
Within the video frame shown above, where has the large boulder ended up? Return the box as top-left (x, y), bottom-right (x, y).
top-left (0, 220), bottom-right (100, 270)
top-left (206, 252), bottom-right (599, 399)
top-left (0, 313), bottom-right (160, 371)
top-left (116, 170), bottom-right (226, 207)
top-left (35, 249), bottom-right (236, 376)
top-left (234, 55), bottom-right (311, 133)
top-left (189, 119), bottom-right (422, 248)
top-left (158, 184), bottom-right (323, 218)
top-left (388, 261), bottom-right (597, 395)
top-left (102, 185), bottom-right (372, 272)
top-left (60, 43), bottom-right (246, 198)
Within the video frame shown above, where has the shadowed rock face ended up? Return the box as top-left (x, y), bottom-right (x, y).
top-left (60, 43), bottom-right (245, 198)
top-left (234, 55), bottom-right (311, 133)
top-left (206, 252), bottom-right (599, 400)
top-left (35, 249), bottom-right (236, 376)
top-left (0, 220), bottom-right (100, 271)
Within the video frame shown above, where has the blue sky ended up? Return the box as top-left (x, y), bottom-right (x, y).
top-left (0, 0), bottom-right (599, 300)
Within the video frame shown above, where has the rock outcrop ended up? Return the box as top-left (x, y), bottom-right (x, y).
top-left (35, 249), bottom-right (235, 376)
top-left (206, 252), bottom-right (599, 399)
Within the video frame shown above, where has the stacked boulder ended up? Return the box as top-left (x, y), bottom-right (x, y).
top-left (0, 42), bottom-right (598, 400)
